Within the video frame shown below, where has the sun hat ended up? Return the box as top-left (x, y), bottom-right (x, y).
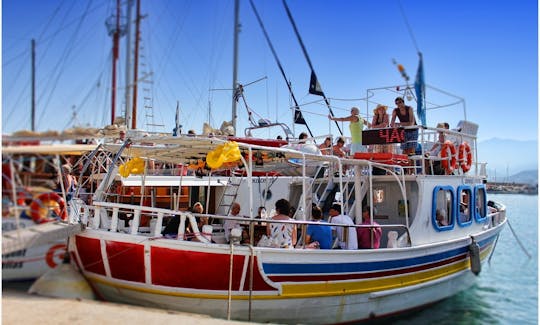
top-left (373, 104), bottom-right (388, 114)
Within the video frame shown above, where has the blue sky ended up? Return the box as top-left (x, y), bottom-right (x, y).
top-left (2, 0), bottom-right (538, 142)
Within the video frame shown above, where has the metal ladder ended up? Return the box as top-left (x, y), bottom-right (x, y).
top-left (216, 174), bottom-right (242, 215)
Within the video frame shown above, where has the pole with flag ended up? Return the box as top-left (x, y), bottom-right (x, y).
top-left (249, 0), bottom-right (314, 138)
top-left (282, 0), bottom-right (343, 136)
top-left (172, 101), bottom-right (182, 136)
top-left (414, 52), bottom-right (426, 126)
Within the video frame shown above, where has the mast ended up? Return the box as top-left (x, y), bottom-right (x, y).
top-left (231, 0), bottom-right (240, 135)
top-left (106, 0), bottom-right (121, 125)
top-left (124, 0), bottom-right (133, 128)
top-left (31, 39), bottom-right (36, 131)
top-left (131, 0), bottom-right (141, 130)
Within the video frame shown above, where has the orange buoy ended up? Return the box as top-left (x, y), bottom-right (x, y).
top-left (29, 192), bottom-right (68, 223)
top-left (458, 142), bottom-right (473, 173)
top-left (441, 140), bottom-right (457, 174)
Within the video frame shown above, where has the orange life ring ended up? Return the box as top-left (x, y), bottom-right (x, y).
top-left (29, 192), bottom-right (68, 223)
top-left (458, 142), bottom-right (473, 173)
top-left (440, 140), bottom-right (457, 174)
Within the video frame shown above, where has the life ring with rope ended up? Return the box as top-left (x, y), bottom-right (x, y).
top-left (440, 140), bottom-right (457, 174)
top-left (458, 142), bottom-right (473, 173)
top-left (29, 192), bottom-right (68, 223)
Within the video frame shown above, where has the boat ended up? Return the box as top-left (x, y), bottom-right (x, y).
top-left (66, 116), bottom-right (507, 323)
top-left (59, 0), bottom-right (508, 321)
top-left (1, 135), bottom-right (100, 281)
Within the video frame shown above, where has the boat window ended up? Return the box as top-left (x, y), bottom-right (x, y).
top-left (457, 186), bottom-right (473, 227)
top-left (474, 185), bottom-right (487, 222)
top-left (373, 188), bottom-right (385, 203)
top-left (432, 186), bottom-right (454, 231)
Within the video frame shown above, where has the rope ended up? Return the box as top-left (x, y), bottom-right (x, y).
top-left (397, 0), bottom-right (421, 54)
top-left (248, 0), bottom-right (315, 138)
top-left (281, 0), bottom-right (342, 136)
top-left (506, 219), bottom-right (532, 259)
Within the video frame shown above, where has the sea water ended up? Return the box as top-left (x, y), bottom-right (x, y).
top-left (387, 194), bottom-right (538, 325)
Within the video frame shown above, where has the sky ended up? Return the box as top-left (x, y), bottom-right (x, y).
top-left (2, 0), bottom-right (538, 143)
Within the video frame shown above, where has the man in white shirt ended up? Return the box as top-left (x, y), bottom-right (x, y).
top-left (329, 203), bottom-right (358, 249)
top-left (223, 202), bottom-right (243, 243)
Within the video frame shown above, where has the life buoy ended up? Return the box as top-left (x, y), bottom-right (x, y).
top-left (29, 192), bottom-right (68, 223)
top-left (440, 140), bottom-right (457, 174)
top-left (458, 142), bottom-right (473, 173)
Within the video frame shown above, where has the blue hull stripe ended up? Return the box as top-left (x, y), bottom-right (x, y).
top-left (262, 235), bottom-right (496, 275)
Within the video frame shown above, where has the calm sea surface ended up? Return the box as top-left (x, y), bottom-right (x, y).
top-left (3, 194), bottom-right (537, 324)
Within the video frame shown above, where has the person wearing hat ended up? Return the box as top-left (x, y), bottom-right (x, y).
top-left (371, 104), bottom-right (390, 153)
top-left (328, 107), bottom-right (370, 156)
top-left (329, 203), bottom-right (358, 249)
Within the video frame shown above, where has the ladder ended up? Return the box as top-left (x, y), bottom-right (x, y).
top-left (216, 174), bottom-right (242, 215)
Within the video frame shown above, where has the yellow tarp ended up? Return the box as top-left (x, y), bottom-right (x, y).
top-left (119, 157), bottom-right (145, 177)
top-left (206, 141), bottom-right (241, 169)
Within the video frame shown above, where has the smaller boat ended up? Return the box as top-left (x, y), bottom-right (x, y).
top-left (1, 138), bottom-right (96, 280)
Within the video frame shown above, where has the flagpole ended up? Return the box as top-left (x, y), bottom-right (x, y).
top-left (249, 0), bottom-right (314, 138)
top-left (282, 0), bottom-right (342, 136)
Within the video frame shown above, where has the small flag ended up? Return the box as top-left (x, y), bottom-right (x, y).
top-left (414, 53), bottom-right (426, 126)
top-left (294, 107), bottom-right (306, 125)
top-left (172, 101), bottom-right (182, 136)
top-left (308, 71), bottom-right (324, 96)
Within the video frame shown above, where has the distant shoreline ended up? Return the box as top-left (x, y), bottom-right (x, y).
top-left (486, 182), bottom-right (538, 195)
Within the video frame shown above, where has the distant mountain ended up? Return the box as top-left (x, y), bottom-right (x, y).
top-left (504, 170), bottom-right (538, 185)
top-left (477, 138), bottom-right (537, 179)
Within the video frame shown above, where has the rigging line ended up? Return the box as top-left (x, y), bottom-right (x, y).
top-left (281, 0), bottom-right (342, 136)
top-left (3, 51), bottom-right (30, 98)
top-left (37, 0), bottom-right (94, 128)
top-left (63, 70), bottom-right (106, 129)
top-left (397, 0), bottom-right (420, 54)
top-left (2, 49), bottom-right (29, 67)
top-left (249, 0), bottom-right (315, 138)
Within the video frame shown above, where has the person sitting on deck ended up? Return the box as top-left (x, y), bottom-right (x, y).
top-left (332, 137), bottom-right (347, 158)
top-left (425, 122), bottom-right (450, 175)
top-left (318, 137), bottom-right (332, 155)
top-left (305, 206), bottom-right (333, 249)
top-left (329, 203), bottom-right (358, 249)
top-left (266, 199), bottom-right (297, 248)
top-left (298, 132), bottom-right (308, 144)
top-left (223, 202), bottom-right (243, 243)
top-left (356, 206), bottom-right (382, 249)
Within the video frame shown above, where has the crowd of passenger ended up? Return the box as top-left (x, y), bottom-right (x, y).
top-left (161, 197), bottom-right (383, 250)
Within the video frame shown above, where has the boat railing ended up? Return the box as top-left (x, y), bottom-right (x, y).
top-left (360, 125), bottom-right (480, 176)
top-left (76, 200), bottom-right (412, 249)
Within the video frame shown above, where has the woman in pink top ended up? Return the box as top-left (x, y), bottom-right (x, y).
top-left (357, 206), bottom-right (382, 249)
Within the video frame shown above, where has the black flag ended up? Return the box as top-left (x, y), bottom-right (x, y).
top-left (308, 71), bottom-right (324, 96)
top-left (294, 107), bottom-right (306, 125)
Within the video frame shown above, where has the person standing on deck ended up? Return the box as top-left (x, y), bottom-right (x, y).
top-left (328, 107), bottom-right (370, 156)
top-left (390, 97), bottom-right (418, 155)
top-left (371, 104), bottom-right (390, 153)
